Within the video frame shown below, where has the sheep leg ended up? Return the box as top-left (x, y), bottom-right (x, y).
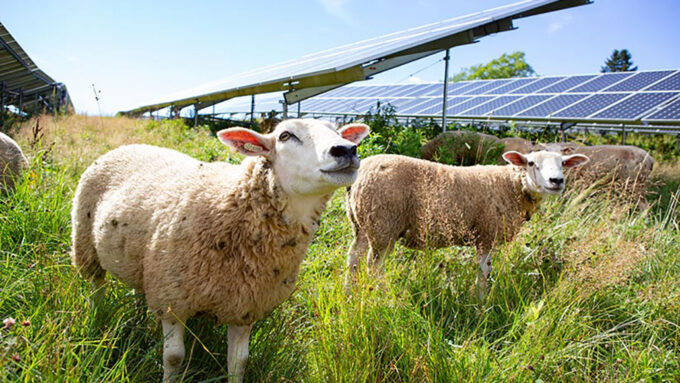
top-left (476, 251), bottom-right (492, 301)
top-left (162, 319), bottom-right (186, 382)
top-left (366, 239), bottom-right (395, 271)
top-left (227, 324), bottom-right (252, 383)
top-left (344, 229), bottom-right (370, 293)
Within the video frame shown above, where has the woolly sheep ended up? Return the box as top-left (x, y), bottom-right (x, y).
top-left (0, 132), bottom-right (29, 195)
top-left (421, 130), bottom-right (501, 164)
top-left (539, 143), bottom-right (654, 208)
top-left (345, 150), bottom-right (589, 297)
top-left (71, 119), bottom-right (369, 382)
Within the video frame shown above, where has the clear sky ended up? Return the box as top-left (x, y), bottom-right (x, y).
top-left (2, 0), bottom-right (679, 115)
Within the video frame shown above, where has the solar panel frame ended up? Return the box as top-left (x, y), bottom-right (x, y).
top-left (566, 72), bottom-right (633, 93)
top-left (646, 70), bottom-right (680, 91)
top-left (602, 70), bottom-right (676, 92)
top-left (591, 92), bottom-right (679, 120)
top-left (641, 97), bottom-right (680, 121)
top-left (552, 93), bottom-right (630, 118)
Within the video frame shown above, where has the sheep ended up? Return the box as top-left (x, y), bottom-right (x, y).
top-left (539, 143), bottom-right (654, 208)
top-left (0, 132), bottom-right (29, 195)
top-left (345, 150), bottom-right (589, 297)
top-left (421, 130), bottom-right (502, 165)
top-left (71, 119), bottom-right (369, 382)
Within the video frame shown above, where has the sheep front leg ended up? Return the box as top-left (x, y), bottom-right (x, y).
top-left (227, 324), bottom-right (252, 383)
top-left (476, 251), bottom-right (492, 301)
top-left (162, 319), bottom-right (186, 382)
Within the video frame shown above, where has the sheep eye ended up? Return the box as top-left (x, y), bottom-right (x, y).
top-left (279, 132), bottom-right (291, 142)
top-left (528, 161), bottom-right (535, 167)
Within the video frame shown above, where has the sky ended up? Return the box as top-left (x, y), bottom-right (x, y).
top-left (2, 0), bottom-right (680, 116)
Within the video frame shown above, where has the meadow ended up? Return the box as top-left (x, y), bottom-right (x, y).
top-left (0, 115), bottom-right (678, 382)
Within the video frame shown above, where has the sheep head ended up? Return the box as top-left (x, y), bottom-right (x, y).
top-left (217, 119), bottom-right (369, 196)
top-left (503, 150), bottom-right (589, 195)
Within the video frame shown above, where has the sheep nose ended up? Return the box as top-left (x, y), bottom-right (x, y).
top-left (329, 145), bottom-right (357, 158)
top-left (549, 177), bottom-right (564, 186)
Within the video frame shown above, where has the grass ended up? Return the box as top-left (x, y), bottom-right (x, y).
top-left (0, 115), bottom-right (678, 382)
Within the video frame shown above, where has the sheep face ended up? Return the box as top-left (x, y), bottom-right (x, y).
top-left (503, 150), bottom-right (589, 195)
top-left (218, 119), bottom-right (369, 196)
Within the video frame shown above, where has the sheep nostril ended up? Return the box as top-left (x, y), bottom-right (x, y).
top-left (330, 145), bottom-right (355, 158)
top-left (549, 177), bottom-right (564, 185)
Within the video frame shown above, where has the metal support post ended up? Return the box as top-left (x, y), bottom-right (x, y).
top-left (621, 124), bottom-right (626, 145)
top-left (194, 104), bottom-right (199, 127)
top-left (0, 81), bottom-right (5, 126)
top-left (441, 49), bottom-right (450, 132)
top-left (250, 95), bottom-right (255, 124)
top-left (297, 102), bottom-right (301, 118)
top-left (282, 100), bottom-right (288, 119)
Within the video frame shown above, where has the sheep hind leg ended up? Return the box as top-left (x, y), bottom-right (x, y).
top-left (162, 319), bottom-right (186, 382)
top-left (366, 239), bottom-right (395, 273)
top-left (228, 324), bottom-right (252, 383)
top-left (344, 228), bottom-right (370, 294)
top-left (476, 251), bottom-right (492, 302)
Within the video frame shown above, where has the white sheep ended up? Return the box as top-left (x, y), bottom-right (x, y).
top-left (71, 119), bottom-right (369, 382)
top-left (345, 150), bottom-right (589, 297)
top-left (0, 132), bottom-right (29, 195)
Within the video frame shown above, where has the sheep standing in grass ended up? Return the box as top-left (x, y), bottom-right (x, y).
top-left (0, 132), bottom-right (29, 195)
top-left (71, 119), bottom-right (369, 382)
top-left (345, 150), bottom-right (589, 296)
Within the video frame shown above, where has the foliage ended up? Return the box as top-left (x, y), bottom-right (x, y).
top-left (358, 102), bottom-right (432, 158)
top-left (0, 115), bottom-right (678, 382)
top-left (451, 51), bottom-right (536, 82)
top-left (601, 49), bottom-right (638, 72)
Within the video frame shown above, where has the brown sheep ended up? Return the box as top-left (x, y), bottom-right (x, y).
top-left (345, 150), bottom-right (589, 298)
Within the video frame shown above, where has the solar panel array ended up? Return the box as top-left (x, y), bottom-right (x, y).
top-left (217, 70), bottom-right (680, 125)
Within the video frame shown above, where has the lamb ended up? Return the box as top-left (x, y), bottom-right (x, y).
top-left (345, 150), bottom-right (589, 296)
top-left (539, 143), bottom-right (654, 208)
top-left (71, 119), bottom-right (369, 382)
top-left (0, 132), bottom-right (29, 195)
top-left (421, 130), bottom-right (502, 165)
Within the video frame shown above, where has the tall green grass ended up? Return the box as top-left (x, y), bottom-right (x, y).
top-left (0, 117), bottom-right (678, 382)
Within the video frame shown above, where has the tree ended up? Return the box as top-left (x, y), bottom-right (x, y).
top-left (451, 51), bottom-right (536, 82)
top-left (601, 49), bottom-right (638, 72)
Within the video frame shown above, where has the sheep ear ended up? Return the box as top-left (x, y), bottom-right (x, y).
top-left (503, 151), bottom-right (527, 166)
top-left (338, 123), bottom-right (370, 144)
top-left (217, 128), bottom-right (274, 157)
top-left (562, 154), bottom-right (589, 168)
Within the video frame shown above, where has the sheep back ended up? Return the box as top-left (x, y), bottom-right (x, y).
top-left (349, 154), bottom-right (536, 254)
top-left (0, 132), bottom-right (29, 194)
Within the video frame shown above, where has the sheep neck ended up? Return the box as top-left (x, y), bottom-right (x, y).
top-left (518, 168), bottom-right (541, 216)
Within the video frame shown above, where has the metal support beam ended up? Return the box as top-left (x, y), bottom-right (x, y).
top-left (442, 49), bottom-right (450, 132)
top-left (297, 102), bottom-right (301, 118)
top-left (250, 95), bottom-right (255, 124)
top-left (0, 81), bottom-right (5, 126)
top-left (194, 104), bottom-right (199, 126)
top-left (560, 122), bottom-right (575, 141)
top-left (282, 99), bottom-right (288, 119)
top-left (621, 124), bottom-right (626, 144)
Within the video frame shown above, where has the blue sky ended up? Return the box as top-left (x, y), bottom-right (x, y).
top-left (2, 0), bottom-right (679, 115)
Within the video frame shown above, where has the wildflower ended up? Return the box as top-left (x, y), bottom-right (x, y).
top-left (21, 319), bottom-right (31, 327)
top-left (11, 355), bottom-right (21, 362)
top-left (3, 317), bottom-right (16, 330)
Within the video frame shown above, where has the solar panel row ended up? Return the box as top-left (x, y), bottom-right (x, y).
top-left (215, 70), bottom-right (680, 123)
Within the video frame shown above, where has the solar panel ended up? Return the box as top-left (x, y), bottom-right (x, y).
top-left (479, 95), bottom-right (551, 116)
top-left (510, 77), bottom-right (565, 94)
top-left (402, 83), bottom-right (441, 97)
top-left (603, 70), bottom-right (675, 92)
top-left (517, 94), bottom-right (586, 117)
top-left (592, 92), bottom-right (678, 119)
top-left (412, 98), bottom-right (444, 115)
top-left (553, 93), bottom-right (630, 118)
top-left (642, 98), bottom-right (680, 121)
top-left (400, 97), bottom-right (443, 114)
top-left (460, 95), bottom-right (522, 116)
top-left (485, 78), bottom-right (537, 94)
top-left (447, 96), bottom-right (495, 114)
top-left (463, 79), bottom-right (514, 95)
top-left (647, 71), bottom-right (680, 91)
top-left (567, 72), bottom-right (633, 93)
top-left (537, 75), bottom-right (597, 93)
top-left (448, 81), bottom-right (485, 95)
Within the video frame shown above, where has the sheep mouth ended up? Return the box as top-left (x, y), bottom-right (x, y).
top-left (320, 163), bottom-right (359, 174)
top-left (544, 186), bottom-right (564, 193)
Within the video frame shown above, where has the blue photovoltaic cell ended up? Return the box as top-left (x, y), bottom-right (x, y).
top-left (643, 98), bottom-right (680, 120)
top-left (391, 97), bottom-right (431, 112)
top-left (322, 87), bottom-right (354, 97)
top-left (490, 95), bottom-right (551, 116)
top-left (323, 99), bottom-right (360, 113)
top-left (389, 84), bottom-right (422, 97)
top-left (460, 95), bottom-right (521, 116)
top-left (647, 71), bottom-right (680, 91)
top-left (553, 93), bottom-right (630, 118)
top-left (447, 96), bottom-right (495, 115)
top-left (350, 86), bottom-right (389, 97)
top-left (449, 81), bottom-right (485, 95)
top-left (593, 92), bottom-right (678, 119)
top-left (518, 94), bottom-right (586, 117)
top-left (510, 77), bottom-right (565, 94)
top-left (464, 79), bottom-right (513, 95)
top-left (441, 81), bottom-right (469, 95)
top-left (603, 70), bottom-right (675, 92)
top-left (400, 97), bottom-right (442, 114)
top-left (567, 72), bottom-right (633, 93)
top-left (378, 85), bottom-right (410, 97)
top-left (419, 84), bottom-right (444, 96)
top-left (402, 83), bottom-right (441, 97)
top-left (486, 78), bottom-right (537, 94)
top-left (413, 99), bottom-right (444, 115)
top-left (537, 75), bottom-right (597, 93)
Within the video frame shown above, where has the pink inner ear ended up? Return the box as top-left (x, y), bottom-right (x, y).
top-left (563, 155), bottom-right (588, 168)
top-left (503, 152), bottom-right (526, 166)
top-left (341, 125), bottom-right (368, 143)
top-left (219, 129), bottom-right (269, 153)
